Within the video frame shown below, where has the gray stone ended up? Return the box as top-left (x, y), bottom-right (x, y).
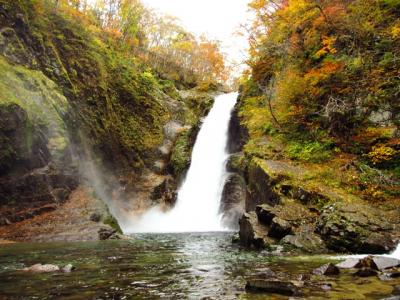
top-left (23, 263), bottom-right (60, 273)
top-left (312, 263), bottom-right (340, 276)
top-left (268, 217), bottom-right (292, 239)
top-left (61, 264), bottom-right (75, 273)
top-left (245, 279), bottom-right (299, 296)
top-left (372, 256), bottom-right (400, 271)
top-left (336, 258), bottom-right (362, 269)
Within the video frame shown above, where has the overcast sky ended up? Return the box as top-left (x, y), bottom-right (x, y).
top-left (141, 0), bottom-right (252, 76)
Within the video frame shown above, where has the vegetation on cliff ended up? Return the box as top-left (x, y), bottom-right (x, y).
top-left (0, 0), bottom-right (227, 172)
top-left (237, 0), bottom-right (399, 202)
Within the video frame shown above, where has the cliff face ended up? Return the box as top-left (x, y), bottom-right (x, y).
top-left (223, 92), bottom-right (400, 255)
top-left (0, 0), bottom-right (215, 241)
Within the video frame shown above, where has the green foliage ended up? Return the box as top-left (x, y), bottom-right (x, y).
top-left (285, 141), bottom-right (333, 163)
top-left (103, 214), bottom-right (123, 234)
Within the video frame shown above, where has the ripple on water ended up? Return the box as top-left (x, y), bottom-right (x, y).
top-left (0, 233), bottom-right (399, 299)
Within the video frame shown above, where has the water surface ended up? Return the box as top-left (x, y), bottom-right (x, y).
top-left (0, 233), bottom-right (398, 299)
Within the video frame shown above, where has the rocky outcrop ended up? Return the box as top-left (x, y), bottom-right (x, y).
top-left (237, 157), bottom-right (400, 254)
top-left (247, 159), bottom-right (280, 211)
top-left (316, 202), bottom-right (397, 253)
top-left (226, 99), bottom-right (248, 154)
top-left (220, 173), bottom-right (246, 229)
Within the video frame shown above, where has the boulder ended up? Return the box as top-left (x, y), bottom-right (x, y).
top-left (239, 212), bottom-right (268, 249)
top-left (312, 263), bottom-right (340, 276)
top-left (247, 159), bottom-right (280, 211)
top-left (245, 279), bottom-right (299, 296)
top-left (281, 233), bottom-right (327, 253)
top-left (268, 217), bottom-right (292, 239)
top-left (98, 228), bottom-right (117, 240)
top-left (255, 204), bottom-right (276, 225)
top-left (316, 202), bottom-right (396, 254)
top-left (372, 256), bottom-right (400, 271)
top-left (336, 258), bottom-right (362, 269)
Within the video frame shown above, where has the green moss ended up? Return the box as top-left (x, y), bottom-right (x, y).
top-left (285, 140), bottom-right (333, 163)
top-left (169, 129), bottom-right (192, 179)
top-left (103, 214), bottom-right (123, 234)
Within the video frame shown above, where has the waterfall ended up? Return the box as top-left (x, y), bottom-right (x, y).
top-left (127, 92), bottom-right (238, 233)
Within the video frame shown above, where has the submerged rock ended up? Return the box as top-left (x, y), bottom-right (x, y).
top-left (245, 279), bottom-right (299, 296)
top-left (312, 263), bottom-right (340, 276)
top-left (23, 264), bottom-right (60, 273)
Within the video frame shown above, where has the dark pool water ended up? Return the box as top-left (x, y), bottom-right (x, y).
top-left (0, 232), bottom-right (398, 299)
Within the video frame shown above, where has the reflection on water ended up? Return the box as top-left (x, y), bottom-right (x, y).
top-left (0, 233), bottom-right (399, 299)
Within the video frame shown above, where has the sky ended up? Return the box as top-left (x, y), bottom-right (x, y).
top-left (141, 0), bottom-right (252, 76)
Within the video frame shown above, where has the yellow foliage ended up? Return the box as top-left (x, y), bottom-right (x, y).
top-left (367, 145), bottom-right (399, 165)
top-left (314, 36), bottom-right (337, 59)
top-left (391, 22), bottom-right (400, 39)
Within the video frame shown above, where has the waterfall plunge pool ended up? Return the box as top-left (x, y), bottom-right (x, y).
top-left (1, 233), bottom-right (400, 299)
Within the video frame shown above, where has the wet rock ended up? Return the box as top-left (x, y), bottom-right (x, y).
top-left (226, 102), bottom-right (248, 154)
top-left (247, 159), bottom-right (280, 211)
top-left (90, 213), bottom-right (101, 222)
top-left (220, 173), bottom-right (246, 229)
top-left (316, 202), bottom-right (396, 254)
top-left (336, 258), bottom-right (362, 269)
top-left (239, 212), bottom-right (268, 249)
top-left (268, 217), bottom-right (292, 239)
top-left (321, 283), bottom-right (333, 291)
top-left (150, 178), bottom-right (177, 206)
top-left (23, 264), bottom-right (60, 273)
top-left (98, 228), bottom-right (117, 240)
top-left (226, 153), bottom-right (246, 174)
top-left (312, 263), bottom-right (340, 276)
top-left (357, 256), bottom-right (379, 270)
top-left (372, 256), bottom-right (400, 271)
top-left (61, 264), bottom-right (75, 273)
top-left (245, 279), bottom-right (299, 296)
top-left (281, 233), bottom-right (327, 253)
top-left (380, 271), bottom-right (400, 281)
top-left (353, 268), bottom-right (378, 277)
top-left (381, 296), bottom-right (400, 300)
top-left (255, 204), bottom-right (276, 225)
top-left (252, 268), bottom-right (276, 278)
top-left (231, 234), bottom-right (240, 244)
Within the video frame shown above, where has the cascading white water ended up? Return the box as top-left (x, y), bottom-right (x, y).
top-left (126, 92), bottom-right (238, 233)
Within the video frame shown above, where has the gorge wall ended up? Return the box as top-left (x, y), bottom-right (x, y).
top-left (0, 0), bottom-right (216, 242)
top-left (223, 91), bottom-right (400, 255)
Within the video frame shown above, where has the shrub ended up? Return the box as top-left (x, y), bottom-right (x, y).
top-left (285, 141), bottom-right (332, 163)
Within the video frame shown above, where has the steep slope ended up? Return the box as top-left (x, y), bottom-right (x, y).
top-left (224, 0), bottom-right (400, 254)
top-left (0, 0), bottom-right (216, 241)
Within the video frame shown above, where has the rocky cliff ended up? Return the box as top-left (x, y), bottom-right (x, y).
top-left (0, 0), bottom-right (215, 242)
top-left (224, 93), bottom-right (400, 255)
